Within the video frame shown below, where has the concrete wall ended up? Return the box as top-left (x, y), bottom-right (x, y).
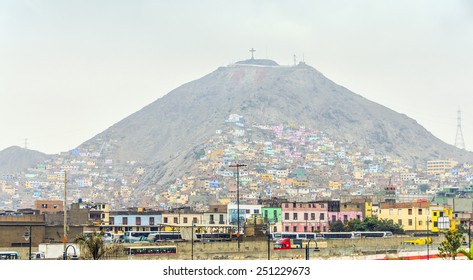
top-left (1, 235), bottom-right (451, 260)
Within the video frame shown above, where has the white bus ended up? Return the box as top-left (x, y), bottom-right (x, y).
top-left (124, 231), bottom-right (159, 243)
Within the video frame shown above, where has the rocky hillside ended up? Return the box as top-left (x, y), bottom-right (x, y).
top-left (0, 146), bottom-right (51, 174)
top-left (79, 59), bottom-right (473, 187)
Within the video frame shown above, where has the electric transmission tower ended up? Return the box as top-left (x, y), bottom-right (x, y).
top-left (455, 109), bottom-right (465, 150)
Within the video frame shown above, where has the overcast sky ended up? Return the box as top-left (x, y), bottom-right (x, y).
top-left (1, 1), bottom-right (472, 155)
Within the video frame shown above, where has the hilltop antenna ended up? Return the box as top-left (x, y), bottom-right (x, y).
top-left (249, 48), bottom-right (256, 59)
top-left (455, 109), bottom-right (465, 150)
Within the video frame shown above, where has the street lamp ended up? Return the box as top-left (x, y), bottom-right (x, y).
top-left (426, 216), bottom-right (431, 260)
top-left (262, 224), bottom-right (271, 260)
top-left (23, 225), bottom-right (32, 260)
top-left (191, 224), bottom-right (194, 260)
top-left (305, 239), bottom-right (320, 260)
top-left (229, 163), bottom-right (246, 250)
top-left (63, 244), bottom-right (78, 260)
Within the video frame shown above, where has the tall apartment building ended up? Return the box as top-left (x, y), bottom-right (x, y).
top-left (427, 160), bottom-right (457, 175)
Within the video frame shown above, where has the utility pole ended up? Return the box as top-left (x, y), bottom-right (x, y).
top-left (63, 171), bottom-right (67, 259)
top-left (229, 163), bottom-right (246, 250)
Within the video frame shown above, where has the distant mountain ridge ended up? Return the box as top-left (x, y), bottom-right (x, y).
top-left (0, 146), bottom-right (51, 174)
top-left (79, 59), bottom-right (473, 188)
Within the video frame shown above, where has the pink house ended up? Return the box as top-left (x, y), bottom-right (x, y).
top-left (281, 201), bottom-right (329, 232)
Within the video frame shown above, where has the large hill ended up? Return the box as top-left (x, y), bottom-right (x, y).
top-left (0, 146), bottom-right (51, 174)
top-left (80, 59), bottom-right (473, 188)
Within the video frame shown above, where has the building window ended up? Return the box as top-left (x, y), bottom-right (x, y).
top-left (419, 220), bottom-right (423, 226)
top-left (418, 209), bottom-right (422, 215)
top-left (320, 213), bottom-right (325, 221)
top-left (41, 204), bottom-right (48, 208)
top-left (183, 217), bottom-right (188, 224)
top-left (398, 219), bottom-right (402, 226)
top-left (304, 213), bottom-right (308, 220)
top-left (304, 226), bottom-right (307, 232)
top-left (293, 226), bottom-right (297, 232)
top-left (264, 210), bottom-right (268, 217)
top-left (408, 209), bottom-right (412, 215)
top-left (192, 217), bottom-right (198, 224)
top-left (246, 209), bottom-right (250, 214)
top-left (136, 217), bottom-right (141, 225)
top-left (173, 217), bottom-right (178, 224)
top-left (150, 217), bottom-right (155, 225)
top-left (101, 214), bottom-right (105, 219)
top-left (311, 213), bottom-right (316, 220)
top-left (210, 214), bottom-right (214, 223)
top-left (285, 213), bottom-right (289, 220)
top-left (331, 215), bottom-right (336, 222)
top-left (293, 213), bottom-right (298, 220)
top-left (109, 217), bottom-right (114, 225)
top-left (311, 226), bottom-right (315, 232)
top-left (343, 215), bottom-right (348, 222)
top-left (408, 219), bottom-right (412, 226)
top-left (356, 215), bottom-right (361, 220)
top-left (53, 204), bottom-right (58, 209)
top-left (285, 226), bottom-right (289, 231)
top-left (219, 215), bottom-right (224, 224)
top-left (433, 212), bottom-right (438, 216)
top-left (164, 217), bottom-right (168, 223)
top-left (122, 217), bottom-right (128, 225)
top-left (254, 209), bottom-right (259, 214)
top-left (293, 202), bottom-right (296, 208)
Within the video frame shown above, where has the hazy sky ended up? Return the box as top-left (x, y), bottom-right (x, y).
top-left (1, 1), bottom-right (473, 154)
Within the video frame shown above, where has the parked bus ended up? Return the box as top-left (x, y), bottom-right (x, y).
top-left (318, 232), bottom-right (361, 239)
top-left (355, 231), bottom-right (393, 238)
top-left (271, 231), bottom-right (391, 241)
top-left (124, 231), bottom-right (158, 243)
top-left (0, 251), bottom-right (20, 260)
top-left (148, 231), bottom-right (183, 242)
top-left (195, 232), bottom-right (236, 242)
top-left (126, 246), bottom-right (177, 255)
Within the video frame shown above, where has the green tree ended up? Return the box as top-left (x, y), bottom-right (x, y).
top-left (342, 217), bottom-right (405, 234)
top-left (458, 244), bottom-right (473, 260)
top-left (346, 219), bottom-right (364, 231)
top-left (437, 230), bottom-right (464, 260)
top-left (329, 220), bottom-right (346, 232)
top-left (74, 230), bottom-right (123, 260)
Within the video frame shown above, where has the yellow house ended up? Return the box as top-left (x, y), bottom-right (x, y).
top-left (378, 201), bottom-right (430, 232)
top-left (261, 174), bottom-right (273, 181)
top-left (364, 201), bottom-right (373, 218)
top-left (292, 180), bottom-right (309, 187)
top-left (430, 205), bottom-right (456, 232)
top-left (328, 181), bottom-right (341, 191)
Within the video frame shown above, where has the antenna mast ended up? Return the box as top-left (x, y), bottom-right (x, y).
top-left (455, 109), bottom-right (465, 150)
